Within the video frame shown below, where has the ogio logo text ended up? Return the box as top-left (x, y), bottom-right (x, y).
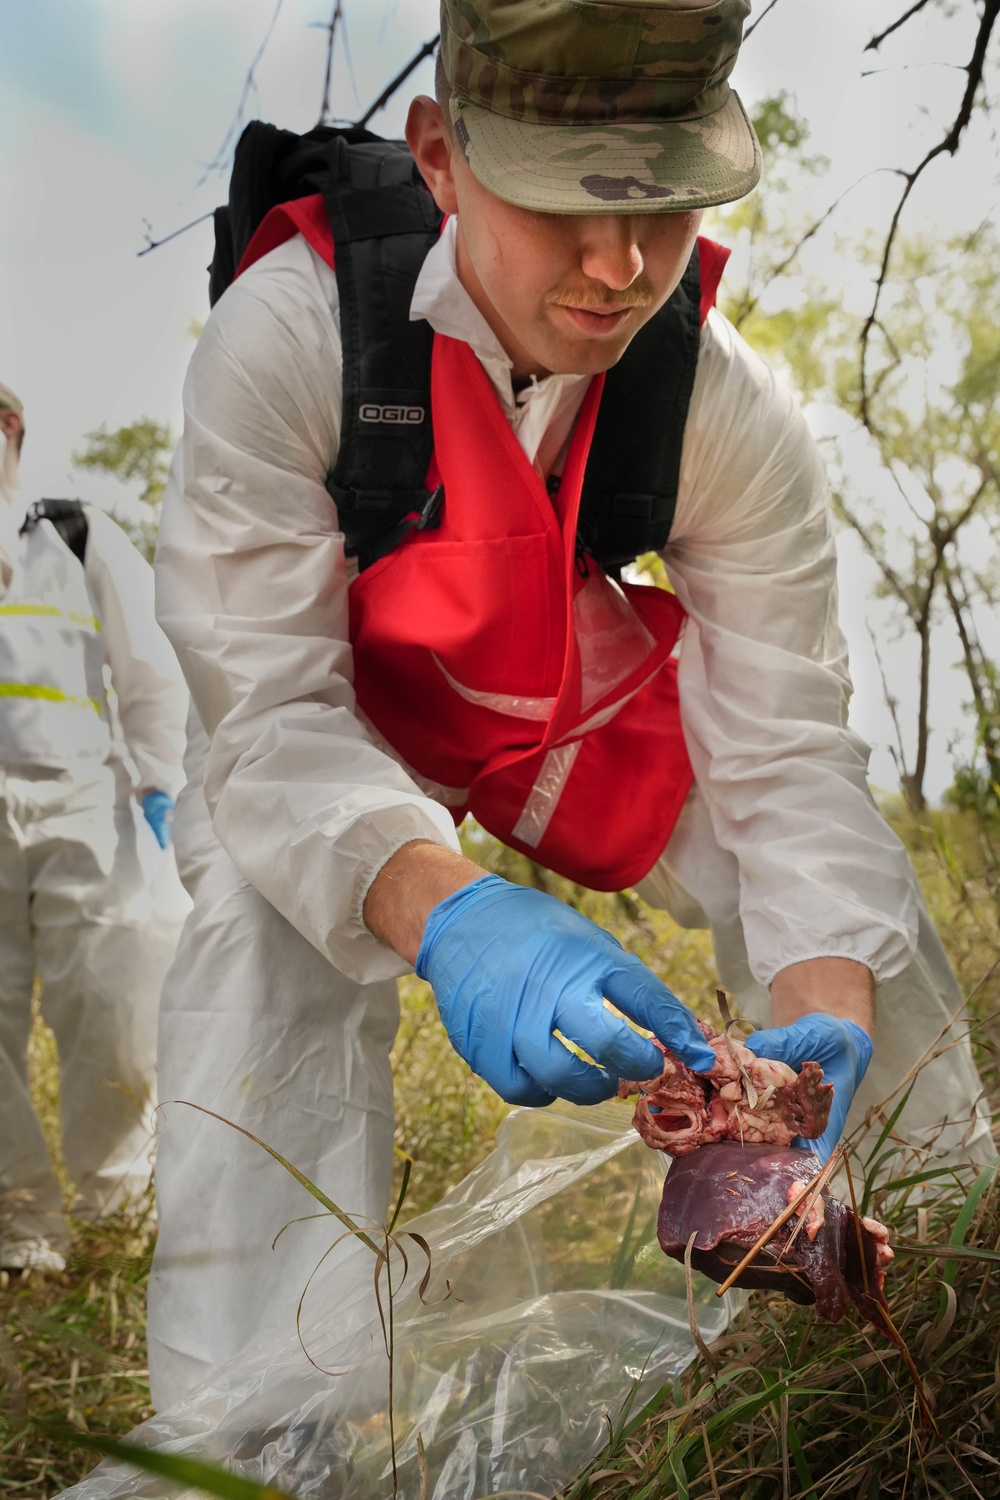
top-left (359, 404), bottom-right (425, 425)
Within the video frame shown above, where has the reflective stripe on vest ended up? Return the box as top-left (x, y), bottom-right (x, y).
top-left (0, 602), bottom-right (100, 630)
top-left (348, 333), bottom-right (693, 892)
top-left (0, 682), bottom-right (101, 712)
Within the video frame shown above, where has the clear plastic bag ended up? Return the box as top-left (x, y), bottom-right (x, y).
top-left (63, 1101), bottom-right (734, 1499)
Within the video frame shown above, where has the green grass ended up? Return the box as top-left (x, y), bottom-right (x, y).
top-left (1, 809), bottom-right (997, 1496)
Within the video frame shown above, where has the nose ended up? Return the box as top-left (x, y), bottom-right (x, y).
top-left (579, 216), bottom-right (644, 291)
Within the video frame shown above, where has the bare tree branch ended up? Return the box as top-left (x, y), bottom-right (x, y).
top-left (198, 0), bottom-right (286, 187)
top-left (940, 474), bottom-right (990, 547)
top-left (885, 460), bottom-right (929, 530)
top-left (745, 0), bottom-right (782, 42)
top-left (835, 494), bottom-right (911, 603)
top-left (859, 0), bottom-right (1000, 431)
top-left (944, 567), bottom-right (990, 726)
top-left (357, 36), bottom-right (440, 129)
top-left (317, 0), bottom-right (344, 126)
top-left (866, 617), bottom-right (909, 785)
top-left (139, 0), bottom-right (286, 255)
top-left (729, 176), bottom-right (869, 329)
top-left (867, 0), bottom-right (936, 54)
top-left (137, 210), bottom-right (216, 259)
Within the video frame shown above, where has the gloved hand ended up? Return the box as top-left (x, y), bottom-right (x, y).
top-left (744, 1013), bottom-right (873, 1165)
top-left (416, 874), bottom-right (717, 1107)
top-left (141, 789), bottom-right (175, 850)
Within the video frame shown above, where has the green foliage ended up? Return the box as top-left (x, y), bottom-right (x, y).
top-left (702, 93), bottom-right (845, 401)
top-left (72, 418), bottom-right (173, 563)
top-left (824, 227), bottom-right (1000, 809)
top-left (751, 91), bottom-right (811, 156)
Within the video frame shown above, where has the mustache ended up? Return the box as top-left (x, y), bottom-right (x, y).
top-left (546, 281), bottom-right (654, 311)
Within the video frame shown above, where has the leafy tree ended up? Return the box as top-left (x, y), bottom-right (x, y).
top-left (794, 227), bottom-right (1000, 813)
top-left (705, 92), bottom-right (1000, 814)
top-left (73, 417), bottom-right (173, 563)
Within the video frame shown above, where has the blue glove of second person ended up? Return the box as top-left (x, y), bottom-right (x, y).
top-left (141, 789), bottom-right (175, 849)
top-left (416, 874), bottom-right (717, 1108)
top-left (744, 1013), bottom-right (873, 1165)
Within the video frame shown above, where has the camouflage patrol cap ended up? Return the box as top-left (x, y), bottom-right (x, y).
top-left (440, 0), bottom-right (762, 214)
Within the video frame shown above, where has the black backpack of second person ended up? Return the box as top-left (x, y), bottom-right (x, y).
top-left (20, 499), bottom-right (90, 565)
top-left (210, 119), bottom-right (703, 577)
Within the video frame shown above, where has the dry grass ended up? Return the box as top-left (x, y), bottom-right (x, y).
top-left (2, 808), bottom-right (997, 1496)
top-left (1, 1011), bottom-right (156, 1494)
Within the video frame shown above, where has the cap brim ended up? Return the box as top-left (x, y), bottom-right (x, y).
top-left (451, 88), bottom-right (761, 215)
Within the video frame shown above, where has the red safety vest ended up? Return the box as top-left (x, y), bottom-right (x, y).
top-left (237, 202), bottom-right (727, 890)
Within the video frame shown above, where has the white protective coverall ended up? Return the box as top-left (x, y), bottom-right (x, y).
top-left (0, 447), bottom-right (188, 1254)
top-left (149, 221), bottom-right (991, 1411)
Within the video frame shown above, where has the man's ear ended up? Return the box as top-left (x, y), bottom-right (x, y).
top-left (0, 410), bottom-right (23, 447)
top-left (405, 95), bottom-right (459, 216)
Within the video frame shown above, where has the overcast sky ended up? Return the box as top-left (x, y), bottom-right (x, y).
top-left (1, 0), bottom-right (996, 799)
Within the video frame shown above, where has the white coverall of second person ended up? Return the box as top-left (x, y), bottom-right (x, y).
top-left (0, 384), bottom-right (187, 1272)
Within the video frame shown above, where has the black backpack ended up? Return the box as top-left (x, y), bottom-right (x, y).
top-left (20, 499), bottom-right (89, 566)
top-left (211, 121), bottom-right (703, 577)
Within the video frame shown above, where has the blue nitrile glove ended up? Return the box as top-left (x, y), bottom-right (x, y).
top-left (744, 1013), bottom-right (873, 1165)
top-left (141, 789), bottom-right (175, 850)
top-left (415, 874), bottom-right (717, 1108)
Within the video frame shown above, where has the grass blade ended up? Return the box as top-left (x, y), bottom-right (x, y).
top-left (168, 1101), bottom-right (382, 1256)
top-left (387, 1155), bottom-right (412, 1235)
top-left (943, 1159), bottom-right (1000, 1291)
top-left (77, 1434), bottom-right (296, 1499)
top-left (894, 1240), bottom-right (1000, 1264)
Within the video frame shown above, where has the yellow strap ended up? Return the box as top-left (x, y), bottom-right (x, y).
top-left (0, 683), bottom-right (100, 713)
top-left (0, 603), bottom-right (100, 630)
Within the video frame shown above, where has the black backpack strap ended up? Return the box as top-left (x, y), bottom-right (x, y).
top-left (577, 241), bottom-right (703, 577)
top-left (20, 499), bottom-right (90, 566)
top-left (321, 137), bottom-right (443, 570)
top-left (210, 121), bottom-right (443, 572)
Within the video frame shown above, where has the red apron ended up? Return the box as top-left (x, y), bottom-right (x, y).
top-left (238, 202), bottom-right (728, 890)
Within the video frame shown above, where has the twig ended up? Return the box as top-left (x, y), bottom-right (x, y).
top-left (729, 177), bottom-right (869, 330)
top-left (860, 0), bottom-right (1000, 430)
top-left (865, 615), bottom-right (910, 789)
top-left (356, 35), bottom-right (441, 127)
top-left (137, 210), bottom-right (216, 259)
top-left (867, 0), bottom-right (936, 53)
top-left (745, 0), bottom-right (782, 42)
top-left (139, 0), bottom-right (286, 256)
top-left (715, 1151), bottom-right (843, 1298)
top-left (197, 0), bottom-right (286, 188)
top-left (316, 0), bottom-right (344, 126)
top-left (842, 1151), bottom-right (872, 1297)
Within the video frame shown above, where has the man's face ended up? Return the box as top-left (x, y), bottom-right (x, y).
top-left (406, 97), bottom-right (702, 381)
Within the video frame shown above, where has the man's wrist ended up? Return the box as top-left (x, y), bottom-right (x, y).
top-left (769, 956), bottom-right (874, 1036)
top-left (363, 840), bottom-right (485, 966)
